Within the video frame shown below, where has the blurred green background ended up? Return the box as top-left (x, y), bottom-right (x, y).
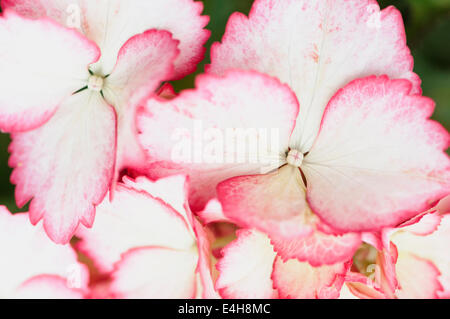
top-left (0, 0), bottom-right (449, 212)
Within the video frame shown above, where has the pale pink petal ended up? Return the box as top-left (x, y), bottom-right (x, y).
top-left (0, 10), bottom-right (99, 132)
top-left (271, 230), bottom-right (361, 266)
top-left (103, 30), bottom-right (180, 180)
top-left (78, 176), bottom-right (215, 297)
top-left (110, 247), bottom-right (198, 299)
top-left (13, 275), bottom-right (85, 299)
top-left (216, 230), bottom-right (277, 299)
top-left (9, 90), bottom-right (116, 244)
top-left (208, 0), bottom-right (421, 151)
top-left (304, 76), bottom-right (450, 232)
top-left (217, 166), bottom-right (312, 239)
top-left (76, 182), bottom-right (195, 273)
top-left (272, 256), bottom-right (350, 299)
top-left (138, 70), bottom-right (299, 211)
top-left (0, 207), bottom-right (89, 297)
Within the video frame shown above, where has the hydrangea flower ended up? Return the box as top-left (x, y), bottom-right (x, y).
top-left (0, 0), bottom-right (209, 243)
top-left (0, 0), bottom-right (448, 301)
top-left (137, 0), bottom-right (450, 267)
top-left (0, 206), bottom-right (89, 298)
top-left (76, 175), bottom-right (217, 299)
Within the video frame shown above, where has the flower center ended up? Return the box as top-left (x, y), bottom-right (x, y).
top-left (87, 75), bottom-right (104, 92)
top-left (286, 149), bottom-right (304, 167)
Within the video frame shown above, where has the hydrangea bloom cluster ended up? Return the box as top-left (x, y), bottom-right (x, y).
top-left (0, 0), bottom-right (448, 299)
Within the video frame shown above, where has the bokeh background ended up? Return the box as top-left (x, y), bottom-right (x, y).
top-left (0, 0), bottom-right (449, 212)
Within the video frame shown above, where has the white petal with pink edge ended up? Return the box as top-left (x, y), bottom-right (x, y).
top-left (304, 76), bottom-right (450, 232)
top-left (215, 230), bottom-right (278, 299)
top-left (208, 0), bottom-right (421, 151)
top-left (394, 253), bottom-right (442, 299)
top-left (0, 10), bottom-right (99, 132)
top-left (103, 29), bottom-right (180, 185)
top-left (9, 90), bottom-right (116, 244)
top-left (138, 70), bottom-right (299, 212)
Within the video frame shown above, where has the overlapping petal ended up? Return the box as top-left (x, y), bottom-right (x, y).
top-left (103, 29), bottom-right (180, 182)
top-left (76, 181), bottom-right (195, 273)
top-left (77, 175), bottom-right (216, 299)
